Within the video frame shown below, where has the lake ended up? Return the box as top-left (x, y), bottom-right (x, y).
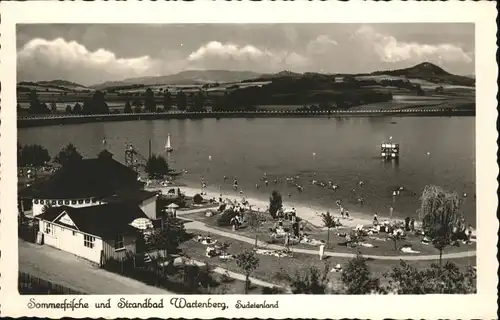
top-left (18, 116), bottom-right (476, 225)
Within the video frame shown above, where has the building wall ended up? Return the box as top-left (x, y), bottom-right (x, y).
top-left (140, 196), bottom-right (157, 220)
top-left (102, 235), bottom-right (137, 263)
top-left (33, 198), bottom-right (103, 217)
top-left (41, 220), bottom-right (103, 264)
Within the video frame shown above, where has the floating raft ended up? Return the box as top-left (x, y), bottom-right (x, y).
top-left (381, 142), bottom-right (399, 159)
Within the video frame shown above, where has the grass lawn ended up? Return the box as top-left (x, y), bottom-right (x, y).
top-left (180, 210), bottom-right (476, 257)
top-left (179, 230), bottom-right (476, 290)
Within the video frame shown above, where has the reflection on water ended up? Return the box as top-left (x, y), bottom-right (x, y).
top-left (18, 117), bottom-right (476, 225)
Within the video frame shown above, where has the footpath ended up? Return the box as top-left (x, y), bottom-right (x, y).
top-left (179, 218), bottom-right (476, 261)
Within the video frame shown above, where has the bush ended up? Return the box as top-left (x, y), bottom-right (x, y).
top-left (262, 286), bottom-right (286, 294)
top-left (217, 209), bottom-right (238, 227)
top-left (193, 193), bottom-right (204, 204)
top-left (341, 253), bottom-right (382, 294)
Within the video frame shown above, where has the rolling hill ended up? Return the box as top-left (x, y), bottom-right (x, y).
top-left (370, 62), bottom-right (475, 87)
top-left (91, 70), bottom-right (262, 89)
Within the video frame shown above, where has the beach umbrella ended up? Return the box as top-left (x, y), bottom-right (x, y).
top-left (130, 217), bottom-right (153, 230)
top-left (167, 203), bottom-right (179, 209)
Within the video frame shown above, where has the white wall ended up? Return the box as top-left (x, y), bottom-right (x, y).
top-left (33, 198), bottom-right (103, 217)
top-left (140, 196), bottom-right (157, 220)
top-left (41, 220), bottom-right (103, 264)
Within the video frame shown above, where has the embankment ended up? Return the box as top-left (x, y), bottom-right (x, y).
top-left (18, 109), bottom-right (475, 128)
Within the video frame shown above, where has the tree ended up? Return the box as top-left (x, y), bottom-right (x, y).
top-left (320, 211), bottom-right (336, 248)
top-left (268, 190), bottom-right (282, 219)
top-left (420, 185), bottom-right (462, 266)
top-left (191, 91), bottom-right (205, 112)
top-left (28, 90), bottom-right (50, 114)
top-left (147, 215), bottom-right (189, 258)
top-left (18, 144), bottom-right (51, 167)
top-left (281, 264), bottom-right (330, 294)
top-left (72, 102), bottom-right (82, 114)
top-left (235, 250), bottom-right (260, 294)
top-left (50, 101), bottom-right (57, 113)
top-left (388, 229), bottom-right (404, 251)
top-left (177, 91), bottom-right (187, 111)
top-left (145, 154), bottom-right (170, 179)
top-left (91, 90), bottom-right (109, 114)
top-left (82, 100), bottom-right (92, 114)
top-left (163, 91), bottom-right (172, 111)
top-left (246, 211), bottom-right (264, 247)
top-left (341, 253), bottom-right (381, 294)
top-left (384, 260), bottom-right (476, 294)
top-left (193, 194), bottom-right (203, 204)
top-left (124, 100), bottom-right (132, 113)
top-left (53, 143), bottom-right (83, 166)
top-left (65, 105), bottom-right (72, 114)
top-left (144, 88), bottom-right (157, 112)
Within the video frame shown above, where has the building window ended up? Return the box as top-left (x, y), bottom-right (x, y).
top-left (85, 199), bottom-right (91, 204)
top-left (72, 230), bottom-right (77, 236)
top-left (51, 200), bottom-right (57, 205)
top-left (78, 199), bottom-right (84, 204)
top-left (34, 199), bottom-right (39, 204)
top-left (58, 200), bottom-right (63, 205)
top-left (84, 234), bottom-right (95, 249)
top-left (44, 222), bottom-right (53, 235)
top-left (71, 200), bottom-right (77, 205)
top-left (64, 200), bottom-right (70, 205)
top-left (114, 235), bottom-right (124, 250)
top-left (91, 199), bottom-right (96, 203)
top-left (40, 200), bottom-right (44, 205)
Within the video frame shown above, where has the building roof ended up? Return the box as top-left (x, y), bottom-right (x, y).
top-left (21, 154), bottom-right (139, 199)
top-left (37, 203), bottom-right (148, 239)
top-left (101, 189), bottom-right (157, 204)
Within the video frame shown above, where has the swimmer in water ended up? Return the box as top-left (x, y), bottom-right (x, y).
top-left (288, 193), bottom-right (292, 198)
top-left (359, 181), bottom-right (364, 186)
top-left (265, 180), bottom-right (269, 186)
top-left (256, 184), bottom-right (260, 189)
top-left (274, 179), bottom-right (278, 184)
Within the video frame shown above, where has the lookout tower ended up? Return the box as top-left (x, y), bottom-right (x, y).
top-left (124, 142), bottom-right (147, 171)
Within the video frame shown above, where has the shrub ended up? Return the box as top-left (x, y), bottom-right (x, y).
top-left (341, 253), bottom-right (382, 294)
top-left (262, 286), bottom-right (286, 294)
top-left (193, 193), bottom-right (204, 204)
top-left (216, 209), bottom-right (238, 227)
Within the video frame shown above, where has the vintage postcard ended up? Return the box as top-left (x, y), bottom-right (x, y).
top-left (0, 1), bottom-right (498, 318)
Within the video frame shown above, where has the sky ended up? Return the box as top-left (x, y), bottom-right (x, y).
top-left (17, 23), bottom-right (474, 86)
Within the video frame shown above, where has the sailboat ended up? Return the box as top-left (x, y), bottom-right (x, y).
top-left (165, 133), bottom-right (174, 153)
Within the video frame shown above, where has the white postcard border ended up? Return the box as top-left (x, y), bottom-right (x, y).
top-left (1, 1), bottom-right (498, 319)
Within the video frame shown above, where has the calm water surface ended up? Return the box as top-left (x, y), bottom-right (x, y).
top-left (18, 117), bottom-right (476, 225)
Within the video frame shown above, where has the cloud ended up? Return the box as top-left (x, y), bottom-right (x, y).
top-left (17, 38), bottom-right (311, 84)
top-left (18, 38), bottom-right (157, 84)
top-left (306, 35), bottom-right (338, 55)
top-left (186, 41), bottom-right (309, 71)
top-left (354, 25), bottom-right (472, 64)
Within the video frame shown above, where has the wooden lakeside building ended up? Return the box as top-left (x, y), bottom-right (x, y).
top-left (18, 149), bottom-right (160, 266)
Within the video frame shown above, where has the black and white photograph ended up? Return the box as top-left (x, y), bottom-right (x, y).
top-left (0, 1), bottom-right (497, 318)
top-left (16, 23), bottom-right (478, 295)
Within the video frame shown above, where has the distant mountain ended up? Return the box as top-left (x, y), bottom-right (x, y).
top-left (371, 62), bottom-right (475, 87)
top-left (91, 70), bottom-right (262, 89)
top-left (244, 70), bottom-right (302, 82)
top-left (37, 80), bottom-right (86, 88)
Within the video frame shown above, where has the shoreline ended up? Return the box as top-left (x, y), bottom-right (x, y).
top-left (18, 109), bottom-right (475, 128)
top-left (153, 183), bottom-right (397, 229)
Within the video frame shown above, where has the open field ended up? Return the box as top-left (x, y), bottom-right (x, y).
top-left (181, 210), bottom-right (476, 257)
top-left (179, 230), bottom-right (475, 289)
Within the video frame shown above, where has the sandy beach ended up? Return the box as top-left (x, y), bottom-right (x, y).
top-left (151, 182), bottom-right (391, 229)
